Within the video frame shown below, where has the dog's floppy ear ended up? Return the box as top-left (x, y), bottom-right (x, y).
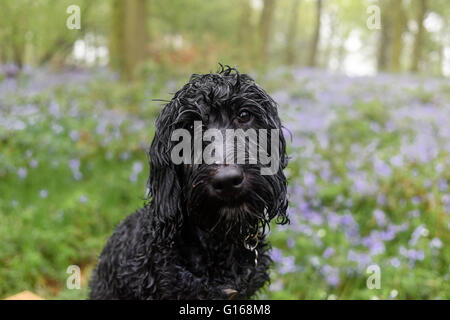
top-left (273, 119), bottom-right (289, 225)
top-left (147, 99), bottom-right (183, 236)
top-left (264, 97), bottom-right (290, 226)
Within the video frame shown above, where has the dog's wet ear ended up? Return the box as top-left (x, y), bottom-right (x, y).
top-left (147, 99), bottom-right (183, 235)
top-left (264, 97), bottom-right (289, 227)
top-left (275, 100), bottom-right (289, 225)
top-left (272, 122), bottom-right (289, 226)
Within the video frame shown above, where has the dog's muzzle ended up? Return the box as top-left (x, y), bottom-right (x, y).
top-left (210, 165), bottom-right (244, 198)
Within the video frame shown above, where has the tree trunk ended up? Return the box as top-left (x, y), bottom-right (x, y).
top-left (377, 0), bottom-right (393, 72)
top-left (410, 0), bottom-right (427, 72)
top-left (238, 0), bottom-right (254, 62)
top-left (11, 40), bottom-right (25, 69)
top-left (285, 0), bottom-right (301, 65)
top-left (377, 23), bottom-right (390, 71)
top-left (259, 0), bottom-right (276, 63)
top-left (110, 0), bottom-right (148, 80)
top-left (390, 0), bottom-right (404, 72)
top-left (308, 0), bottom-right (322, 67)
top-left (7, 4), bottom-right (26, 69)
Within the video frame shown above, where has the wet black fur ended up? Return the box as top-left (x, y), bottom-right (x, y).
top-left (89, 66), bottom-right (289, 299)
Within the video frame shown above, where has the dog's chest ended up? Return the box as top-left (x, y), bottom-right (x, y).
top-left (178, 242), bottom-right (250, 276)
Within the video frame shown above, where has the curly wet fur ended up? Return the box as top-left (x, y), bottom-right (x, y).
top-left (89, 65), bottom-right (289, 300)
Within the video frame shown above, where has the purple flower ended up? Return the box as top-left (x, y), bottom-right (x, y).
top-left (408, 249), bottom-right (425, 261)
top-left (322, 247), bottom-right (335, 259)
top-left (270, 248), bottom-right (283, 264)
top-left (130, 161), bottom-right (143, 182)
top-left (409, 224), bottom-right (428, 246)
top-left (340, 213), bottom-right (360, 242)
top-left (286, 238), bottom-right (295, 248)
top-left (302, 209), bottom-right (323, 225)
top-left (390, 155), bottom-right (403, 167)
top-left (326, 273), bottom-right (340, 287)
top-left (29, 159), bottom-right (38, 168)
top-left (438, 179), bottom-right (448, 192)
top-left (327, 211), bottom-right (340, 230)
top-left (348, 250), bottom-right (371, 271)
top-left (69, 159), bottom-right (83, 180)
top-left (399, 246), bottom-right (425, 263)
top-left (79, 195), bottom-right (88, 204)
top-left (390, 257), bottom-right (401, 268)
top-left (70, 130), bottom-right (80, 142)
top-left (303, 172), bottom-right (316, 188)
top-left (362, 233), bottom-right (386, 255)
top-left (373, 158), bottom-right (391, 178)
top-left (377, 193), bottom-right (387, 206)
top-left (278, 256), bottom-right (297, 274)
top-left (321, 265), bottom-right (340, 287)
top-left (17, 167), bottom-right (27, 179)
top-left (373, 209), bottom-right (387, 227)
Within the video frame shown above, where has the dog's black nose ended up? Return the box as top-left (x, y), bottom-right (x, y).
top-left (212, 166), bottom-right (244, 194)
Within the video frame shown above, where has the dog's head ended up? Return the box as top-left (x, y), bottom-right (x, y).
top-left (148, 66), bottom-right (288, 242)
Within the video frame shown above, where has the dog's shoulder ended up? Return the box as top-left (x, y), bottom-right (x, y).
top-left (111, 207), bottom-right (151, 241)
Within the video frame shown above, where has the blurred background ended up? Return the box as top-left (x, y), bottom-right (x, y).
top-left (0, 0), bottom-right (449, 299)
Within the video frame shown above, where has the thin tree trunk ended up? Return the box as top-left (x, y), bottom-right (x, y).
top-left (285, 0), bottom-right (301, 65)
top-left (110, 0), bottom-right (148, 80)
top-left (308, 0), bottom-right (322, 67)
top-left (11, 42), bottom-right (25, 69)
top-left (8, 5), bottom-right (26, 69)
top-left (390, 0), bottom-right (404, 72)
top-left (410, 0), bottom-right (427, 72)
top-left (110, 0), bottom-right (126, 74)
top-left (259, 0), bottom-right (276, 63)
top-left (238, 0), bottom-right (254, 62)
top-left (125, 0), bottom-right (148, 73)
top-left (377, 0), bottom-right (392, 71)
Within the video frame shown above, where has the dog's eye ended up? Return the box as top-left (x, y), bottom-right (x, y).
top-left (237, 110), bottom-right (251, 123)
top-left (186, 121), bottom-right (203, 131)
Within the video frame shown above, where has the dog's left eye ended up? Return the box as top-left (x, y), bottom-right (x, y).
top-left (237, 110), bottom-right (251, 123)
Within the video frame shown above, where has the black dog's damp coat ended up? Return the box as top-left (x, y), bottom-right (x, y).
top-left (89, 66), bottom-right (289, 299)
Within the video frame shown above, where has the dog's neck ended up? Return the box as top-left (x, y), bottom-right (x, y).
top-left (180, 216), bottom-right (243, 247)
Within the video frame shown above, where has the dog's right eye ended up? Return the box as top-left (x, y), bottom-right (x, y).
top-left (186, 121), bottom-right (201, 131)
top-left (237, 110), bottom-right (252, 123)
top-left (182, 119), bottom-right (203, 131)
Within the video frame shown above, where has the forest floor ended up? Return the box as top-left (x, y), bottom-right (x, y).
top-left (0, 66), bottom-right (449, 299)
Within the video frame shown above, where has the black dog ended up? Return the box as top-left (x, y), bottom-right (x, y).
top-left (89, 66), bottom-right (289, 299)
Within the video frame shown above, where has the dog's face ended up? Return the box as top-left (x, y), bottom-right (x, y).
top-left (148, 67), bottom-right (288, 242)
